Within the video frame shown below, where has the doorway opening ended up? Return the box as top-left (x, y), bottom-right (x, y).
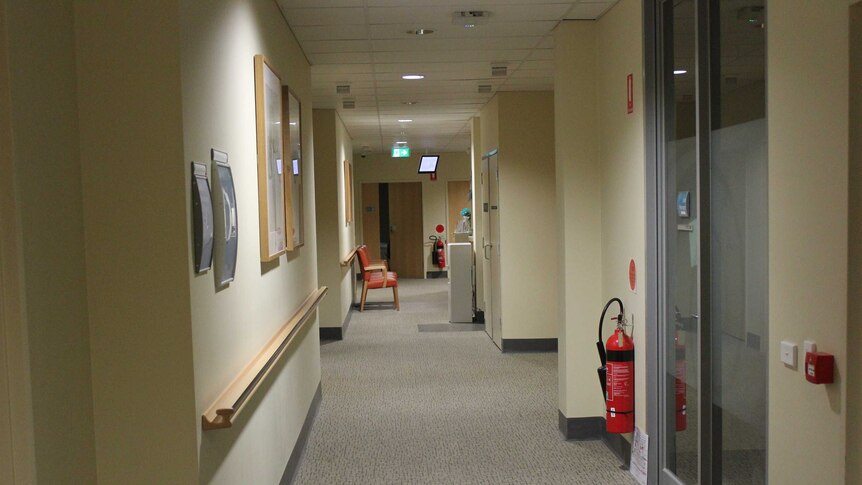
top-left (360, 182), bottom-right (424, 279)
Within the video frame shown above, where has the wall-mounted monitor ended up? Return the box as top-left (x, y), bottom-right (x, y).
top-left (417, 154), bottom-right (440, 174)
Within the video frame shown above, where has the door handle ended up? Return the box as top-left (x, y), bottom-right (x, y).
top-left (484, 243), bottom-right (492, 261)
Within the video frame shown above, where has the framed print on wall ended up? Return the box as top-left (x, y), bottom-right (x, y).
top-left (285, 87), bottom-right (304, 248)
top-left (253, 54), bottom-right (287, 261)
top-left (343, 160), bottom-right (353, 225)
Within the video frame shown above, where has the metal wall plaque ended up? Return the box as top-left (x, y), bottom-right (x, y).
top-left (192, 162), bottom-right (214, 273)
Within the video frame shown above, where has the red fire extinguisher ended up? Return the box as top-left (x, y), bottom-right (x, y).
top-left (596, 298), bottom-right (634, 434)
top-left (675, 330), bottom-right (687, 431)
top-left (430, 235), bottom-right (446, 269)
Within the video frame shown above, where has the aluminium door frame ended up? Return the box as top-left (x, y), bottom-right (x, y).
top-left (645, 0), bottom-right (717, 483)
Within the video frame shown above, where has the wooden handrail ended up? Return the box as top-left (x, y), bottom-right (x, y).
top-left (202, 286), bottom-right (328, 431)
top-left (340, 246), bottom-right (360, 267)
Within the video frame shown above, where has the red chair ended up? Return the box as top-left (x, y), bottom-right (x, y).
top-left (356, 245), bottom-right (400, 311)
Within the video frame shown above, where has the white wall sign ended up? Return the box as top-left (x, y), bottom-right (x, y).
top-left (629, 427), bottom-right (648, 485)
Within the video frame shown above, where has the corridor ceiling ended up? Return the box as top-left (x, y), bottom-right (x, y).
top-left (277, 0), bottom-right (620, 155)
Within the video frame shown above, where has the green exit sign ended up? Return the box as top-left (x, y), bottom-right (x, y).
top-left (391, 147), bottom-right (411, 158)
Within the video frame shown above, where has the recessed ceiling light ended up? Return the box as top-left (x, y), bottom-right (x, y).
top-left (464, 23), bottom-right (476, 28)
top-left (398, 119), bottom-right (413, 123)
top-left (674, 70), bottom-right (688, 75)
top-left (402, 101), bottom-right (418, 105)
top-left (401, 74), bottom-right (425, 80)
top-left (396, 141), bottom-right (408, 145)
top-left (289, 122), bottom-right (297, 126)
top-left (409, 28), bottom-right (434, 35)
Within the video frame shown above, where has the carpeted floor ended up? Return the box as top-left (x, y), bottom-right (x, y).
top-left (293, 278), bottom-right (636, 484)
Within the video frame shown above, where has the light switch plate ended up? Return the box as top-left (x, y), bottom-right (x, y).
top-left (780, 341), bottom-right (798, 368)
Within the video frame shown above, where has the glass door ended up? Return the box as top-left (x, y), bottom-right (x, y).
top-left (652, 0), bottom-right (767, 483)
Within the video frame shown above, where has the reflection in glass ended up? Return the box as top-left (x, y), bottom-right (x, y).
top-left (711, 1), bottom-right (767, 483)
top-left (287, 89), bottom-right (304, 247)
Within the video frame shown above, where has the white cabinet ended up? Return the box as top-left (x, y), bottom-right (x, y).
top-left (448, 243), bottom-right (473, 323)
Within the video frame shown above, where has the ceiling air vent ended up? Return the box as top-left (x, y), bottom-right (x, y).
top-left (478, 84), bottom-right (492, 94)
top-left (342, 99), bottom-right (356, 109)
top-left (336, 84), bottom-right (351, 94)
top-left (491, 65), bottom-right (508, 77)
top-left (453, 10), bottom-right (490, 27)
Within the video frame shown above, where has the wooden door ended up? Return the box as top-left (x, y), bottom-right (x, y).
top-left (447, 180), bottom-right (471, 241)
top-left (387, 182), bottom-right (423, 278)
top-left (361, 183), bottom-right (381, 260)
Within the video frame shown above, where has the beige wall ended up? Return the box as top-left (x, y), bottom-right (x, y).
top-left (314, 109), bottom-right (356, 329)
top-left (597, 0), bottom-right (646, 429)
top-left (479, 96), bottom-right (499, 321)
top-left (555, 20), bottom-right (602, 418)
top-left (848, 3), bottom-right (861, 483)
top-left (496, 91), bottom-right (558, 340)
top-left (352, 151), bottom-right (471, 275)
top-left (767, 2), bottom-right (849, 483)
top-left (5, 1), bottom-right (97, 482)
top-left (554, 0), bottom-right (645, 424)
top-left (478, 91), bottom-right (557, 342)
top-left (0, 1), bottom-right (36, 481)
top-left (470, 117), bottom-right (485, 311)
top-left (180, 1), bottom-right (323, 483)
top-left (75, 1), bottom-right (200, 482)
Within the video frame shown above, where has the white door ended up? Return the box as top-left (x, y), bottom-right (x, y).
top-left (483, 151), bottom-right (502, 349)
top-left (481, 156), bottom-right (492, 337)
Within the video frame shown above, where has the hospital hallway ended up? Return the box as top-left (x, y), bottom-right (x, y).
top-left (292, 279), bottom-right (633, 484)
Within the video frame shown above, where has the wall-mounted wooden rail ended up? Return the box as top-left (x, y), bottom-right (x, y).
top-left (340, 246), bottom-right (360, 267)
top-left (202, 286), bottom-right (328, 431)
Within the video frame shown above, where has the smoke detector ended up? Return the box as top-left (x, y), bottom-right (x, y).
top-left (453, 10), bottom-right (490, 28)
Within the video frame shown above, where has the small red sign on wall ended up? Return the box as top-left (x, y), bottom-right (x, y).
top-left (430, 172), bottom-right (437, 181)
top-left (629, 259), bottom-right (637, 293)
top-left (627, 74), bottom-right (634, 114)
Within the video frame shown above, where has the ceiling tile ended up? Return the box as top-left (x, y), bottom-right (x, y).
top-left (292, 25), bottom-right (369, 41)
top-left (278, 0), bottom-right (581, 153)
top-left (282, 7), bottom-right (365, 26)
top-left (564, 2), bottom-right (615, 20)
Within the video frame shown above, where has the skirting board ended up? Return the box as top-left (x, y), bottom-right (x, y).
top-left (501, 338), bottom-right (558, 353)
top-left (280, 382), bottom-right (323, 485)
top-left (558, 412), bottom-right (631, 464)
top-left (319, 307), bottom-right (353, 341)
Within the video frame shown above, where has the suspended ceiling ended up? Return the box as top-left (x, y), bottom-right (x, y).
top-left (277, 0), bottom-right (619, 155)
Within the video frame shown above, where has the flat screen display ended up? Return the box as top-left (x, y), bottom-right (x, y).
top-left (417, 155), bottom-right (440, 174)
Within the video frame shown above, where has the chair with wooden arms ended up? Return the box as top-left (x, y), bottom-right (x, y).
top-left (356, 245), bottom-right (400, 311)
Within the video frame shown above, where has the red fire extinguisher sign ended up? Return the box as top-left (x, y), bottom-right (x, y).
top-left (627, 74), bottom-right (634, 114)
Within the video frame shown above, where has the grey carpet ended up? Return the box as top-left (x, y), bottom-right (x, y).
top-left (295, 279), bottom-right (636, 484)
